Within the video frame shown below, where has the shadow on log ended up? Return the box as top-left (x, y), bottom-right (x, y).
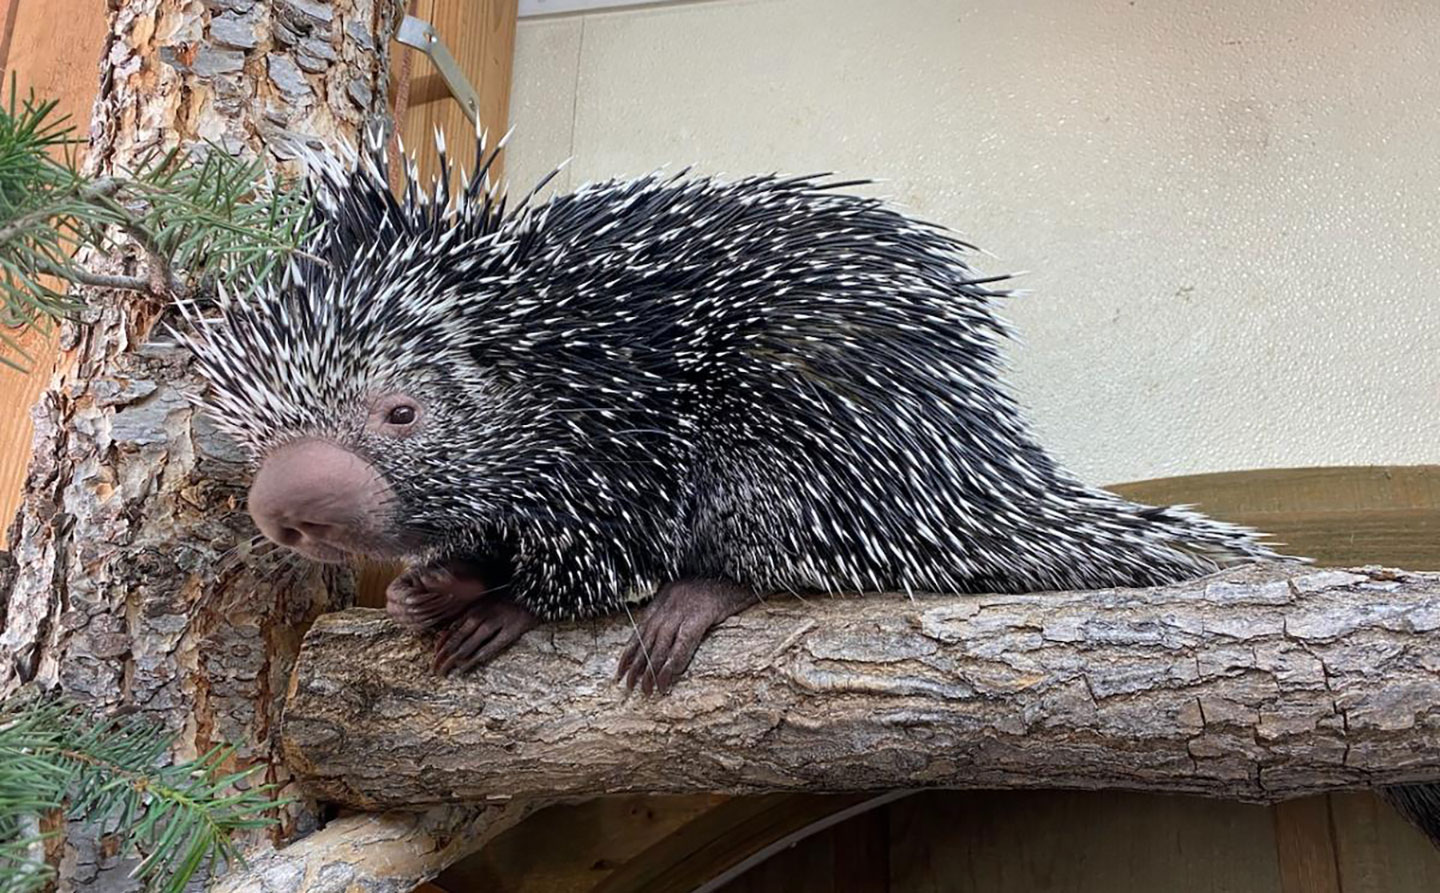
top-left (281, 564), bottom-right (1440, 811)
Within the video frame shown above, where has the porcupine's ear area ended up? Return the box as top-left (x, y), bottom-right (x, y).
top-left (176, 246), bottom-right (490, 461)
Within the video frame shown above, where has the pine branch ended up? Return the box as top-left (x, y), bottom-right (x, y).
top-left (32, 257), bottom-right (151, 294)
top-left (0, 696), bottom-right (285, 893)
top-left (0, 177), bottom-right (124, 248)
top-left (0, 78), bottom-right (314, 370)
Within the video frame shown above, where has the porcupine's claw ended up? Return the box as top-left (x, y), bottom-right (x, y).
top-left (385, 561), bottom-right (489, 630)
top-left (433, 599), bottom-right (539, 676)
top-left (616, 579), bottom-right (759, 695)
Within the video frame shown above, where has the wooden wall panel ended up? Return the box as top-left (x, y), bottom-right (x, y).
top-left (437, 794), bottom-right (724, 893)
top-left (397, 0), bottom-right (517, 184)
top-left (703, 788), bottom-right (1440, 893)
top-left (0, 0), bottom-right (108, 545)
top-left (1330, 793), bottom-right (1440, 893)
top-left (1111, 466), bottom-right (1440, 571)
top-left (887, 791), bottom-right (1284, 893)
top-left (1273, 796), bottom-right (1342, 893)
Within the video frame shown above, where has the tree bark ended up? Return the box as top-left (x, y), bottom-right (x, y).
top-left (209, 802), bottom-right (538, 893)
top-left (0, 0), bottom-right (398, 887)
top-left (282, 564), bottom-right (1440, 811)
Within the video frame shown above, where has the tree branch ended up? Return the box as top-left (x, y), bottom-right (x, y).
top-left (281, 564), bottom-right (1440, 812)
top-left (34, 258), bottom-right (150, 294)
top-left (0, 177), bottom-right (123, 249)
top-left (210, 802), bottom-right (539, 893)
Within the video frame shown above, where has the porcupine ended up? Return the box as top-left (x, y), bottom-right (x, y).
top-left (184, 127), bottom-right (1289, 688)
top-left (181, 128), bottom-right (1440, 846)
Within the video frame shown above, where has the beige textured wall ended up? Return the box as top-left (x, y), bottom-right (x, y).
top-left (505, 0), bottom-right (1440, 486)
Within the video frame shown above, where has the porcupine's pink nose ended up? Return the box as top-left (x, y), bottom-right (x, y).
top-left (247, 439), bottom-right (393, 562)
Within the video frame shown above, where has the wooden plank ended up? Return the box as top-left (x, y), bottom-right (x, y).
top-left (436, 794), bottom-right (724, 893)
top-left (1110, 466), bottom-right (1440, 569)
top-left (1330, 792), bottom-right (1440, 892)
top-left (0, 0), bottom-right (108, 545)
top-left (1273, 796), bottom-right (1341, 893)
top-left (0, 0), bottom-right (21, 69)
top-left (353, 557), bottom-right (403, 609)
top-left (397, 0), bottom-right (516, 185)
top-left (0, 328), bottom-right (60, 546)
top-left (887, 790), bottom-right (1284, 893)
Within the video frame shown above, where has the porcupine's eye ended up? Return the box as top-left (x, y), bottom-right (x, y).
top-left (386, 405), bottom-right (416, 425)
top-left (369, 395), bottom-right (423, 437)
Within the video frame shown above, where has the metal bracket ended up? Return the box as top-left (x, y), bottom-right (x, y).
top-left (395, 15), bottom-right (482, 126)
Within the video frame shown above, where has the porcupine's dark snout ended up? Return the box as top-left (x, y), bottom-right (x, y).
top-left (247, 438), bottom-right (396, 562)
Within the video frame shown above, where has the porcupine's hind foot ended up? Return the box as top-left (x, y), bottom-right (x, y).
top-left (433, 598), bottom-right (540, 676)
top-left (616, 579), bottom-right (759, 695)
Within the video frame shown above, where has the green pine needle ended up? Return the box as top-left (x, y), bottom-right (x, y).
top-left (0, 696), bottom-right (288, 893)
top-left (0, 75), bottom-right (314, 372)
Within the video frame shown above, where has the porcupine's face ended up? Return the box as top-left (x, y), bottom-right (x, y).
top-left (180, 126), bottom-right (557, 566)
top-left (184, 277), bottom-right (526, 566)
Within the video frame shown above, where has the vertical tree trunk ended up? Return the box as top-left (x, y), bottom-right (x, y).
top-left (0, 0), bottom-right (398, 887)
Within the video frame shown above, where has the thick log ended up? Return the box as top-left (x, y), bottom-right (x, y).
top-left (281, 564), bottom-right (1440, 811)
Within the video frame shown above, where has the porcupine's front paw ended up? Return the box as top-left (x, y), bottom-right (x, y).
top-left (385, 561), bottom-right (490, 631)
top-left (616, 579), bottom-right (759, 695)
top-left (433, 600), bottom-right (540, 676)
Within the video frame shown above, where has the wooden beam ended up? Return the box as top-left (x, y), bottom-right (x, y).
top-left (1111, 466), bottom-right (1440, 571)
top-left (435, 794), bottom-right (726, 892)
top-left (0, 0), bottom-right (109, 545)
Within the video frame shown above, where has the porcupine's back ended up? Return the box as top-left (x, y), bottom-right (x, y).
top-left (477, 171), bottom-right (1284, 606)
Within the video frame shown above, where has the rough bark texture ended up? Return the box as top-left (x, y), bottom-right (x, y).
top-left (0, 0), bottom-right (397, 888)
top-left (210, 802), bottom-right (538, 893)
top-left (283, 564), bottom-right (1440, 811)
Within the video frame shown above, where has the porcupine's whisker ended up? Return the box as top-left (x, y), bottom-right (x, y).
top-left (620, 600), bottom-right (656, 687)
top-left (211, 534), bottom-right (270, 577)
top-left (214, 533), bottom-right (287, 581)
top-left (255, 553), bottom-right (310, 612)
top-left (211, 533), bottom-right (260, 568)
top-left (200, 538), bottom-right (297, 614)
top-left (249, 543), bottom-right (296, 579)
